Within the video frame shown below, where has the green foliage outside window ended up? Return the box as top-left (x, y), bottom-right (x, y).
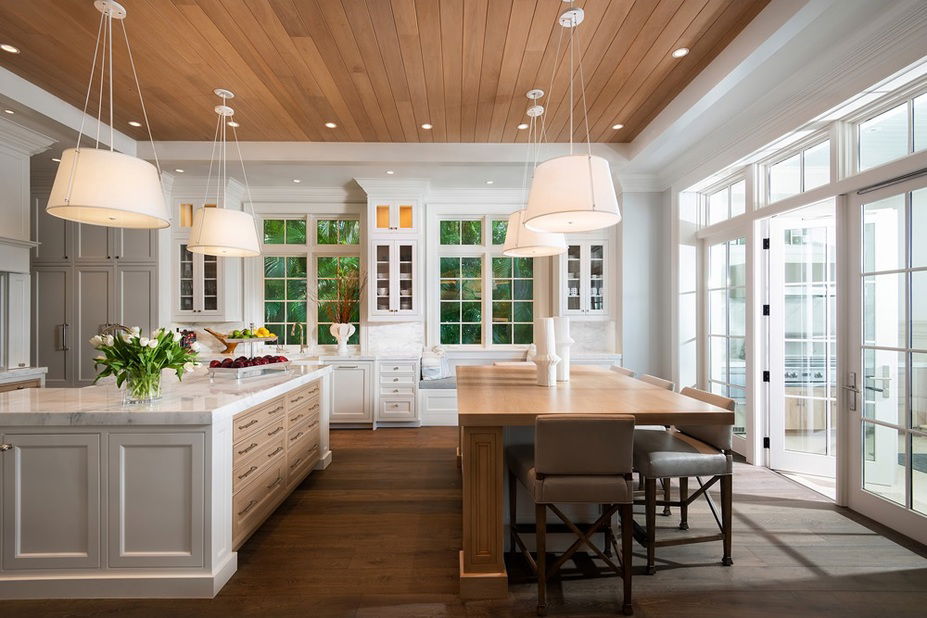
top-left (263, 256), bottom-right (307, 343)
top-left (316, 256), bottom-right (360, 345)
top-left (440, 256), bottom-right (483, 344)
top-left (263, 219), bottom-right (307, 245)
top-left (491, 257), bottom-right (533, 344)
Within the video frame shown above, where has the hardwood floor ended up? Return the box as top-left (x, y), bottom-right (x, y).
top-left (6, 427), bottom-right (927, 617)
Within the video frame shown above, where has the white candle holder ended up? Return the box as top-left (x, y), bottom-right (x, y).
top-left (553, 317), bottom-right (574, 382)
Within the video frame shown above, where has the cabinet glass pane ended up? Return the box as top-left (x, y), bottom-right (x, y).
top-left (179, 243), bottom-right (194, 311)
top-left (398, 243), bottom-right (413, 311)
top-left (399, 204), bottom-right (414, 229)
top-left (859, 103), bottom-right (909, 171)
top-left (375, 244), bottom-right (390, 311)
top-left (589, 245), bottom-right (604, 311)
top-left (376, 205), bottom-right (390, 229)
top-left (566, 245), bottom-right (581, 311)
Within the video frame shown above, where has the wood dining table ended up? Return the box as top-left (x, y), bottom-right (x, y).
top-left (455, 364), bottom-right (735, 599)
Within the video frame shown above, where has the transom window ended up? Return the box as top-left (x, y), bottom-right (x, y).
top-left (262, 217), bottom-right (360, 247)
top-left (768, 140), bottom-right (831, 204)
top-left (707, 179), bottom-right (746, 226)
top-left (440, 219), bottom-right (482, 245)
top-left (858, 94), bottom-right (927, 171)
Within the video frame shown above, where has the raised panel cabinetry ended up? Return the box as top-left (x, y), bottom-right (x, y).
top-left (376, 358), bottom-right (419, 423)
top-left (369, 240), bottom-right (418, 320)
top-left (326, 361), bottom-right (373, 424)
top-left (371, 200), bottom-right (418, 235)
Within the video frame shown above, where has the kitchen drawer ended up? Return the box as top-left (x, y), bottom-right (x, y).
top-left (287, 435), bottom-right (321, 486)
top-left (380, 385), bottom-right (414, 397)
top-left (380, 374), bottom-right (415, 387)
top-left (287, 400), bottom-right (320, 427)
top-left (232, 458), bottom-right (287, 548)
top-left (379, 361), bottom-right (417, 375)
top-left (232, 396), bottom-right (286, 443)
top-left (378, 397), bottom-right (416, 421)
top-left (287, 381), bottom-right (321, 408)
top-left (233, 433), bottom-right (286, 494)
top-left (232, 414), bottom-right (285, 461)
top-left (288, 414), bottom-right (320, 446)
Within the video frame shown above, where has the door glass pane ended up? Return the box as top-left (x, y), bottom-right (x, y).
top-left (863, 194), bottom-right (905, 272)
top-left (769, 153), bottom-right (801, 203)
top-left (862, 349), bottom-right (905, 427)
top-left (709, 290), bottom-right (726, 334)
top-left (914, 432), bottom-right (927, 515)
top-left (729, 239), bottom-right (746, 287)
top-left (708, 243), bottom-right (726, 288)
top-left (862, 422), bottom-right (906, 507)
top-left (913, 270), bottom-right (927, 350)
top-left (863, 273), bottom-right (905, 348)
top-left (912, 352), bottom-right (927, 430)
top-left (710, 336), bottom-right (727, 382)
top-left (803, 140), bottom-right (830, 190)
top-left (729, 287), bottom-right (746, 337)
top-left (859, 103), bottom-right (909, 171)
top-left (913, 189), bottom-right (927, 268)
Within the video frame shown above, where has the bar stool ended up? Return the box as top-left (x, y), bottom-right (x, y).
top-left (636, 374), bottom-right (675, 391)
top-left (610, 365), bottom-right (635, 377)
top-left (633, 374), bottom-right (675, 513)
top-left (507, 414), bottom-right (636, 616)
top-left (633, 387), bottom-right (735, 574)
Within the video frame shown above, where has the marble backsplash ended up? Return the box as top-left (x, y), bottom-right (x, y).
top-left (367, 321), bottom-right (425, 356)
top-left (570, 320), bottom-right (618, 355)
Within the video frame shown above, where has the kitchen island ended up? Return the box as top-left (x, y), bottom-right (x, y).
top-left (0, 364), bottom-right (332, 599)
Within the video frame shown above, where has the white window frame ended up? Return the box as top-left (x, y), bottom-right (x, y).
top-left (763, 132), bottom-right (833, 207)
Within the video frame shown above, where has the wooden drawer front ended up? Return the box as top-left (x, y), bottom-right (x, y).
top-left (380, 361), bottom-right (416, 375)
top-left (288, 413), bottom-right (320, 446)
top-left (232, 459), bottom-right (286, 547)
top-left (287, 381), bottom-right (321, 408)
top-left (0, 379), bottom-right (42, 393)
top-left (232, 397), bottom-right (286, 443)
top-left (380, 385), bottom-right (414, 397)
top-left (287, 400), bottom-right (320, 427)
top-left (233, 433), bottom-right (286, 494)
top-left (380, 374), bottom-right (415, 387)
top-left (379, 398), bottom-right (415, 420)
top-left (287, 433), bottom-right (321, 485)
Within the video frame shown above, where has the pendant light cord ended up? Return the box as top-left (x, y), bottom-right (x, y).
top-left (202, 111), bottom-right (221, 208)
top-left (77, 11), bottom-right (105, 150)
top-left (119, 20), bottom-right (162, 178)
top-left (108, 12), bottom-right (114, 152)
top-left (95, 13), bottom-right (106, 148)
top-left (231, 126), bottom-right (259, 219)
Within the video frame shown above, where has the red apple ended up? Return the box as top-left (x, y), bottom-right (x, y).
top-left (209, 360), bottom-right (221, 368)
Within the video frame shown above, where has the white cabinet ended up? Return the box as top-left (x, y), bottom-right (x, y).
top-left (376, 359), bottom-right (419, 423)
top-left (327, 361), bottom-right (373, 424)
top-left (172, 236), bottom-right (242, 322)
top-left (1, 433), bottom-right (101, 570)
top-left (5, 273), bottom-right (30, 369)
top-left (559, 240), bottom-right (609, 317)
top-left (369, 240), bottom-right (419, 320)
top-left (370, 199), bottom-right (418, 235)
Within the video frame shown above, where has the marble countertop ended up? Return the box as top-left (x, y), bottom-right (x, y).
top-left (0, 367), bottom-right (47, 384)
top-left (0, 364), bottom-right (331, 427)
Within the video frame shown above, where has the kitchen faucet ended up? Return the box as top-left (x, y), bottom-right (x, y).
top-left (290, 322), bottom-right (308, 354)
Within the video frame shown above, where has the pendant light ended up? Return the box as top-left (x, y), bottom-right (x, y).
top-left (187, 89), bottom-right (261, 257)
top-left (47, 0), bottom-right (169, 229)
top-left (524, 2), bottom-right (621, 233)
top-left (503, 91), bottom-right (567, 257)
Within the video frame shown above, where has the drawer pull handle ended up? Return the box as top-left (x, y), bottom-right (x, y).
top-left (393, 366), bottom-right (399, 370)
top-left (290, 431), bottom-right (304, 442)
top-left (238, 418), bottom-right (259, 430)
top-left (238, 500), bottom-right (257, 516)
top-left (308, 420), bottom-right (319, 429)
top-left (393, 378), bottom-right (399, 382)
top-left (238, 465), bottom-right (258, 480)
top-left (291, 395), bottom-right (304, 403)
top-left (268, 405), bottom-right (284, 415)
top-left (290, 413), bottom-right (304, 423)
top-left (237, 442), bottom-right (258, 455)
top-left (267, 475), bottom-right (283, 490)
top-left (268, 446), bottom-right (284, 458)
top-left (393, 389), bottom-right (399, 393)
top-left (289, 457), bottom-right (302, 470)
top-left (267, 426), bottom-right (284, 436)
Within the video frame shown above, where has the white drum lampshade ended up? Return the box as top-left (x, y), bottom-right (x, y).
top-left (524, 154), bottom-right (621, 233)
top-left (188, 207), bottom-right (260, 257)
top-left (47, 148), bottom-right (170, 229)
top-left (502, 209), bottom-right (566, 257)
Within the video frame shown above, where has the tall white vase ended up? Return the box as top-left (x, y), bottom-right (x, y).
top-left (534, 318), bottom-right (560, 387)
top-left (329, 323), bottom-right (356, 357)
top-left (553, 317), bottom-right (574, 382)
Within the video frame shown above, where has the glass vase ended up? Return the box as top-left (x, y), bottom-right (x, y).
top-left (123, 371), bottom-right (162, 404)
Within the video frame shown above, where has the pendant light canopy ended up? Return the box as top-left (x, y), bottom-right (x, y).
top-left (47, 0), bottom-right (170, 229)
top-left (523, 3), bottom-right (621, 234)
top-left (504, 90), bottom-right (567, 257)
top-left (187, 89), bottom-right (261, 258)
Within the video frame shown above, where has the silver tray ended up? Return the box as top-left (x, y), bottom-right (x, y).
top-left (207, 361), bottom-right (291, 380)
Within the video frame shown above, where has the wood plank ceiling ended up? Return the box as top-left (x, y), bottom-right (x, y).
top-left (0, 0), bottom-right (769, 143)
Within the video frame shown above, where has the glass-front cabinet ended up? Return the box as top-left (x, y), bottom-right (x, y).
top-left (172, 237), bottom-right (240, 321)
top-left (560, 240), bottom-right (608, 317)
top-left (368, 240), bottom-right (418, 320)
top-left (373, 200), bottom-right (418, 234)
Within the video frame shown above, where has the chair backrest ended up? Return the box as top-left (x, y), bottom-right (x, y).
top-left (637, 374), bottom-right (675, 391)
top-left (535, 414), bottom-right (635, 476)
top-left (610, 365), bottom-right (635, 377)
top-left (677, 387), bottom-right (735, 451)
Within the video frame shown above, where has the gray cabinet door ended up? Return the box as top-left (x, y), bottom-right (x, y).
top-left (116, 265), bottom-right (157, 337)
top-left (114, 228), bottom-right (157, 262)
top-left (32, 197), bottom-right (70, 262)
top-left (75, 267), bottom-right (115, 385)
top-left (75, 223), bottom-right (112, 262)
top-left (32, 267), bottom-right (73, 387)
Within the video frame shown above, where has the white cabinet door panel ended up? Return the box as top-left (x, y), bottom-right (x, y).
top-left (2, 433), bottom-right (101, 569)
top-left (108, 433), bottom-right (205, 567)
top-left (329, 363), bottom-right (372, 422)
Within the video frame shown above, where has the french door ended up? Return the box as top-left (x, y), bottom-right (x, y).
top-left (768, 203), bottom-right (838, 477)
top-left (847, 178), bottom-right (927, 545)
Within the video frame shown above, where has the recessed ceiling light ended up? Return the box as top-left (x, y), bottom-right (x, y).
top-left (324, 122), bottom-right (337, 128)
top-left (128, 120), bottom-right (142, 127)
top-left (227, 120), bottom-right (240, 128)
top-left (3, 109), bottom-right (13, 114)
top-left (1, 44), bottom-right (20, 54)
top-left (421, 123), bottom-right (433, 130)
top-left (174, 168), bottom-right (184, 173)
top-left (51, 157), bottom-right (61, 163)
top-left (672, 47), bottom-right (689, 58)
top-left (517, 123), bottom-right (529, 130)
top-left (385, 170), bottom-right (395, 175)
top-left (292, 179), bottom-right (301, 183)
top-left (612, 123), bottom-right (624, 130)
top-left (485, 180), bottom-right (494, 185)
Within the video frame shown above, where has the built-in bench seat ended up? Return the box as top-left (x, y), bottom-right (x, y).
top-left (418, 376), bottom-right (457, 390)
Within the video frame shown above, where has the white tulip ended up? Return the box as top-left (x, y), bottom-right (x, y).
top-left (173, 331), bottom-right (182, 342)
top-left (190, 341), bottom-right (202, 352)
top-left (139, 337), bottom-right (150, 347)
top-left (104, 335), bottom-right (114, 346)
top-left (120, 332), bottom-right (131, 342)
top-left (130, 326), bottom-right (141, 336)
top-left (151, 328), bottom-right (163, 338)
top-left (183, 362), bottom-right (195, 373)
top-left (147, 339), bottom-right (158, 349)
top-left (95, 354), bottom-right (106, 360)
top-left (89, 335), bottom-right (103, 347)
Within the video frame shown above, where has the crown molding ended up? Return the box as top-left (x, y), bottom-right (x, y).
top-left (426, 187), bottom-right (527, 205)
top-left (247, 185), bottom-right (364, 203)
top-left (618, 174), bottom-right (663, 193)
top-left (0, 117), bottom-right (56, 156)
top-left (0, 235), bottom-right (40, 249)
top-left (353, 177), bottom-right (430, 198)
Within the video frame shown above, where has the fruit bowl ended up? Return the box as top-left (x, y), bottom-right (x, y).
top-left (207, 355), bottom-right (290, 379)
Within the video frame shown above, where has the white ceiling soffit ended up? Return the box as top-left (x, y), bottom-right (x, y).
top-left (624, 0), bottom-right (927, 191)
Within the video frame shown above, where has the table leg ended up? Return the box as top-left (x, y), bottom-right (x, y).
top-left (459, 425), bottom-right (508, 600)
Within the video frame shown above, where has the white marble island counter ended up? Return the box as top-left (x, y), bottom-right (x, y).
top-left (0, 364), bottom-right (333, 600)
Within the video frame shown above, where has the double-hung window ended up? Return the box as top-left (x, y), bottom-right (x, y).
top-left (261, 216), bottom-right (361, 346)
top-left (437, 216), bottom-right (535, 347)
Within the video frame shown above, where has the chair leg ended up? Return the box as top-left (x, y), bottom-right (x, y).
top-left (536, 503), bottom-right (547, 616)
top-left (721, 474), bottom-right (733, 566)
top-left (508, 470), bottom-right (517, 554)
top-left (645, 477), bottom-right (657, 575)
top-left (678, 477), bottom-right (689, 530)
top-left (620, 503), bottom-right (634, 615)
top-left (661, 478), bottom-right (672, 516)
top-left (602, 504), bottom-right (613, 557)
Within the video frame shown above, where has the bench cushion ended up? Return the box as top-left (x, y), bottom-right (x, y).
top-left (418, 376), bottom-right (457, 390)
top-left (633, 428), bottom-right (732, 478)
top-left (505, 444), bottom-right (634, 505)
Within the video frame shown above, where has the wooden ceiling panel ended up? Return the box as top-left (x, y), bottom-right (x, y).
top-left (0, 0), bottom-right (769, 142)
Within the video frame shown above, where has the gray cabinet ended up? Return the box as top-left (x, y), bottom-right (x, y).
top-left (32, 267), bottom-right (73, 388)
top-left (32, 196), bottom-right (69, 262)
